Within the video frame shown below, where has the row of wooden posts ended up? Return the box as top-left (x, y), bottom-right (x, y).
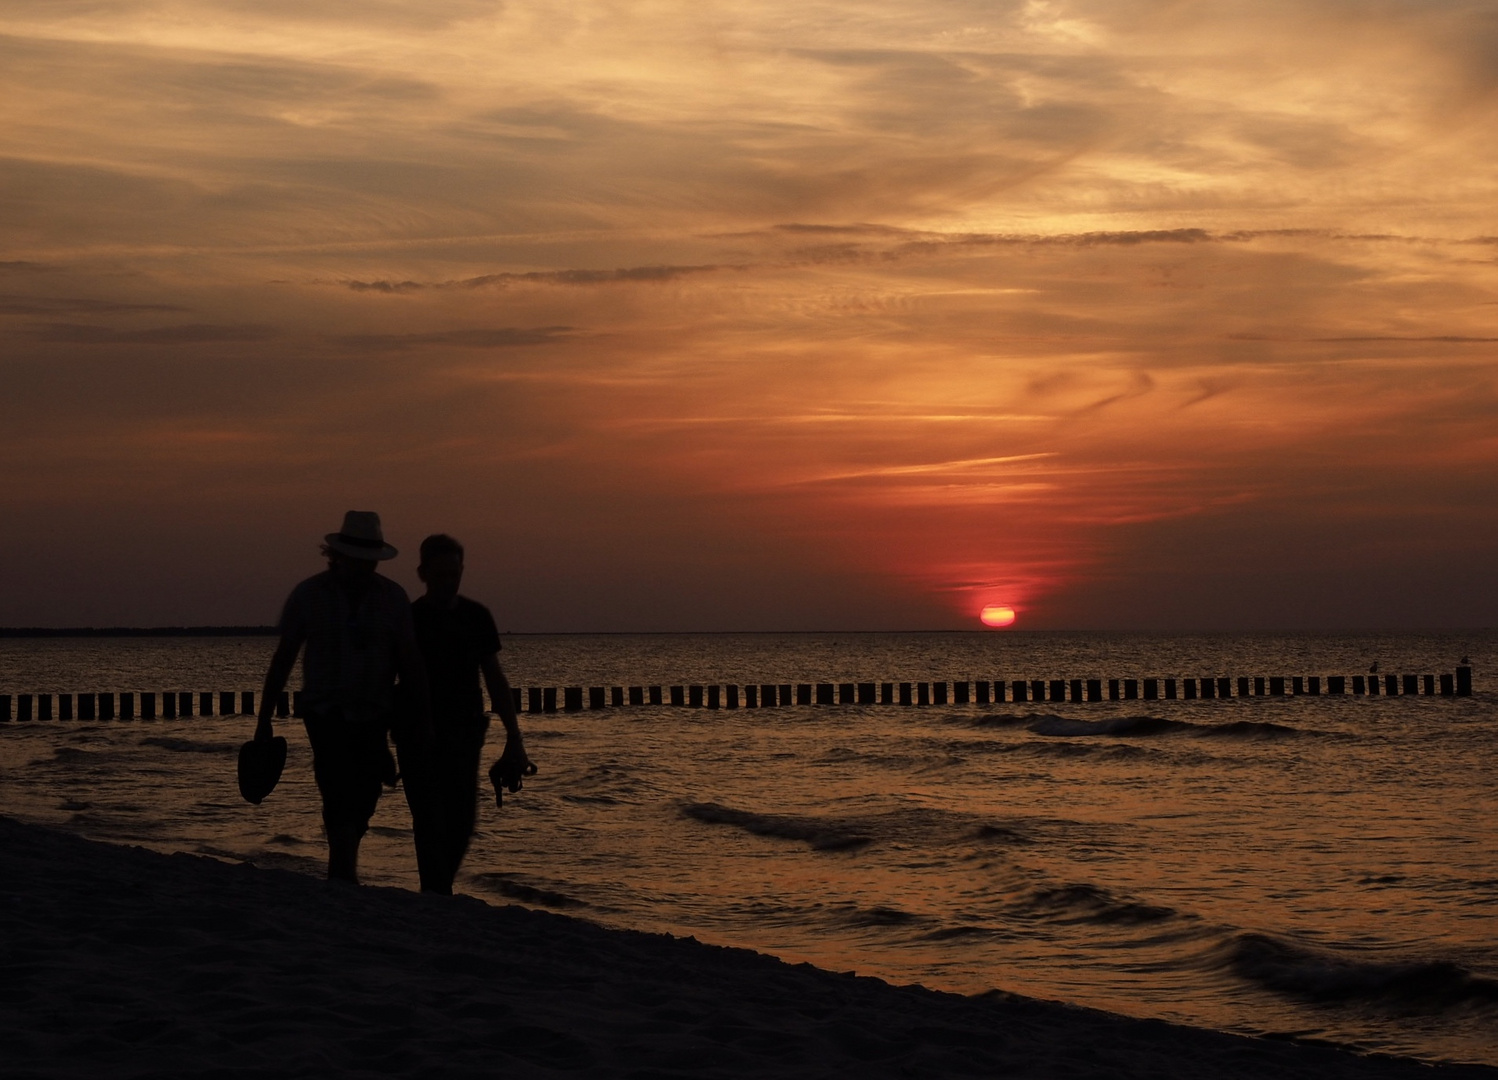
top-left (0, 668), bottom-right (1474, 722)
top-left (0, 690), bottom-right (268, 723)
top-left (514, 669), bottom-right (1475, 711)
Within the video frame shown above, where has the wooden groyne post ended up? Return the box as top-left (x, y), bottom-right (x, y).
top-left (0, 666), bottom-right (1475, 722)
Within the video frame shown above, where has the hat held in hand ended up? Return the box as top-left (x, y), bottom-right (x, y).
top-left (238, 736), bottom-right (288, 805)
top-left (324, 510), bottom-right (398, 561)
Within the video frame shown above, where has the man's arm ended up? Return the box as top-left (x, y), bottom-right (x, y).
top-left (254, 631), bottom-right (303, 741)
top-left (480, 653), bottom-right (525, 758)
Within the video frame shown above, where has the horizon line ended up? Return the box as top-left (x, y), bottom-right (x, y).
top-left (1, 625), bottom-right (1492, 638)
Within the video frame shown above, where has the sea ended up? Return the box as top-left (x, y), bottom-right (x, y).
top-left (1, 630), bottom-right (1494, 1067)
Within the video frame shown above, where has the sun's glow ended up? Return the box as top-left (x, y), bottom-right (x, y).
top-left (980, 605), bottom-right (1017, 628)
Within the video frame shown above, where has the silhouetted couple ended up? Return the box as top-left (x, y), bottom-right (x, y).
top-left (252, 511), bottom-right (530, 891)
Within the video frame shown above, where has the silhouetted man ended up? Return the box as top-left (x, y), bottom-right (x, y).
top-left (394, 533), bottom-right (528, 894)
top-left (253, 511), bottom-right (429, 884)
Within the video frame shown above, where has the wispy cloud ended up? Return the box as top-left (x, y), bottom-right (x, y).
top-left (0, 295), bottom-right (187, 315)
top-left (1, 0), bottom-right (1496, 628)
top-left (344, 265), bottom-right (724, 292)
top-left (32, 323), bottom-right (273, 344)
top-left (333, 327), bottom-right (573, 349)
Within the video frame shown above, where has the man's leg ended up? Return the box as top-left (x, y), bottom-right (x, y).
top-left (327, 827), bottom-right (361, 883)
top-left (436, 720), bottom-right (486, 891)
top-left (397, 735), bottom-right (450, 893)
top-left (307, 717), bottom-right (385, 885)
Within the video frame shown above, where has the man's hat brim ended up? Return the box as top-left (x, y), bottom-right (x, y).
top-left (324, 533), bottom-right (399, 560)
top-left (238, 736), bottom-right (288, 805)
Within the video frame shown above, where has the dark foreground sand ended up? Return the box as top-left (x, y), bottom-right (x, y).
top-left (2, 818), bottom-right (1492, 1080)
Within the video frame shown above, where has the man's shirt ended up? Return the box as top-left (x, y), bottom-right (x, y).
top-left (278, 571), bottom-right (416, 723)
top-left (411, 594), bottom-right (501, 721)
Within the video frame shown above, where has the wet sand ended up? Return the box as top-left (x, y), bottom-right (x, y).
top-left (2, 816), bottom-right (1492, 1079)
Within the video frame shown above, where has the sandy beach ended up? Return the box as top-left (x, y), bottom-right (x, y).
top-left (2, 817), bottom-right (1491, 1079)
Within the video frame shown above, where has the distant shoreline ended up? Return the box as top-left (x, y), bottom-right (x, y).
top-left (1, 626), bottom-right (1492, 638)
top-left (0, 626), bottom-right (278, 638)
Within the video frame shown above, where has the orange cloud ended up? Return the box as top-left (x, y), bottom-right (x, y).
top-left (1, 3), bottom-right (1496, 628)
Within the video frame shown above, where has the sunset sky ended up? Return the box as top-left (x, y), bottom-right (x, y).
top-left (3, 0), bottom-right (1497, 630)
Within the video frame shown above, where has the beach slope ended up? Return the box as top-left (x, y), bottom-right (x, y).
top-left (1, 817), bottom-right (1490, 1079)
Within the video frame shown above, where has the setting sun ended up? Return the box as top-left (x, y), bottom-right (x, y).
top-left (980, 605), bottom-right (1017, 628)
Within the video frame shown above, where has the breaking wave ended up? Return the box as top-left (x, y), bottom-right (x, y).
top-left (139, 736), bottom-right (232, 754)
top-left (835, 903), bottom-right (921, 927)
top-left (975, 714), bottom-right (1316, 740)
top-left (1010, 882), bottom-right (1180, 926)
top-left (971, 823), bottom-right (1035, 845)
top-left (971, 713), bottom-right (1034, 728)
top-left (49, 746), bottom-right (100, 764)
top-left (1195, 720), bottom-right (1309, 740)
top-left (680, 801), bottom-right (874, 851)
top-left (469, 873), bottom-right (589, 909)
top-left (1027, 715), bottom-right (1188, 737)
top-left (1223, 933), bottom-right (1498, 1011)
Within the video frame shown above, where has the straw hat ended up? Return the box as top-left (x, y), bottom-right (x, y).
top-left (324, 510), bottom-right (398, 561)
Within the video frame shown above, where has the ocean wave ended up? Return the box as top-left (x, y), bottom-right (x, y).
top-left (469, 872), bottom-right (588, 909)
top-left (972, 824), bottom-right (1035, 845)
top-left (680, 801), bottom-right (873, 851)
top-left (1224, 933), bottom-right (1498, 1011)
top-left (921, 924), bottom-right (1013, 942)
top-left (245, 849), bottom-right (329, 876)
top-left (970, 710), bottom-right (1319, 741)
top-left (1006, 740), bottom-right (1165, 763)
top-left (1195, 720), bottom-right (1307, 740)
top-left (139, 736), bottom-right (233, 754)
top-left (1460, 880), bottom-right (1498, 905)
top-left (947, 729), bottom-right (1171, 762)
top-left (1011, 882), bottom-right (1180, 926)
top-left (1028, 715), bottom-right (1187, 738)
top-left (49, 746), bottom-right (100, 764)
top-left (834, 903), bottom-right (921, 927)
top-left (573, 761), bottom-right (639, 782)
top-left (567, 760), bottom-right (659, 799)
top-left (815, 745), bottom-right (924, 771)
top-left (1018, 714), bottom-right (1318, 741)
top-left (971, 713), bottom-right (1039, 728)
top-left (65, 810), bottom-right (163, 835)
top-left (709, 898), bottom-right (929, 932)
